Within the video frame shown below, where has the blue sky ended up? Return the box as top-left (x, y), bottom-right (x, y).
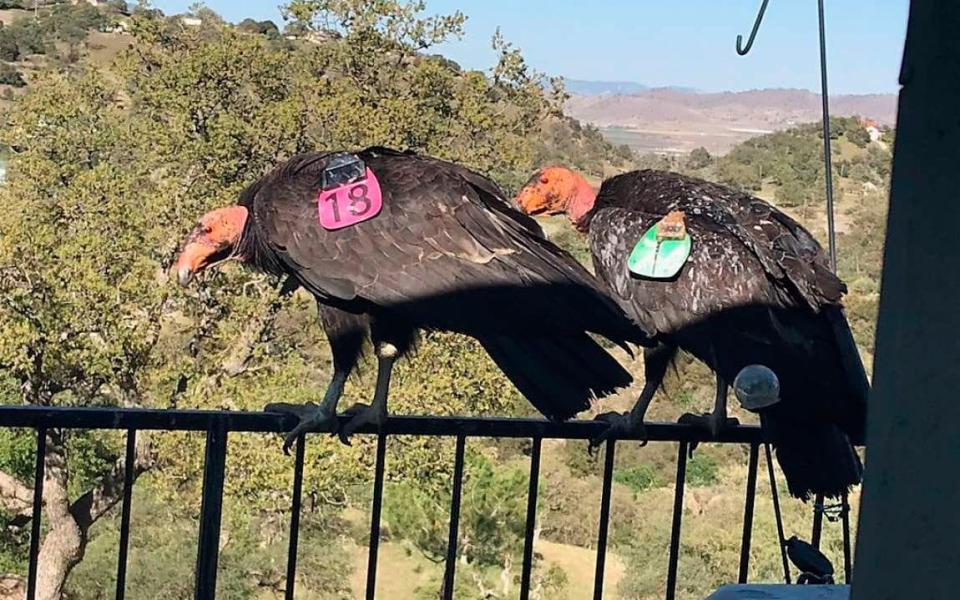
top-left (153, 1), bottom-right (909, 94)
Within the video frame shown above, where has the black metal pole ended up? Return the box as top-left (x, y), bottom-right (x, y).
top-left (666, 441), bottom-right (689, 600)
top-left (738, 443), bottom-right (760, 583)
top-left (441, 435), bottom-right (466, 600)
top-left (765, 444), bottom-right (791, 584)
top-left (593, 440), bottom-right (617, 600)
top-left (365, 434), bottom-right (387, 600)
top-left (195, 420), bottom-right (228, 600)
top-left (812, 493), bottom-right (825, 550)
top-left (284, 434), bottom-right (306, 600)
top-left (841, 493), bottom-right (852, 582)
top-left (26, 427), bottom-right (46, 600)
top-left (115, 429), bottom-right (137, 600)
top-left (818, 0), bottom-right (837, 271)
top-left (519, 437), bottom-right (542, 600)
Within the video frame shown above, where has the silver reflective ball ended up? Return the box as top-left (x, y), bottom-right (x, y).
top-left (733, 365), bottom-right (781, 412)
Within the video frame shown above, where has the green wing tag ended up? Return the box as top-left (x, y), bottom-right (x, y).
top-left (627, 212), bottom-right (692, 279)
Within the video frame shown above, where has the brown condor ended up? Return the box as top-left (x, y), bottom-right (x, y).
top-left (176, 148), bottom-right (651, 450)
top-left (516, 167), bottom-right (868, 500)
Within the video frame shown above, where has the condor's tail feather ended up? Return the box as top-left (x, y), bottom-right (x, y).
top-left (824, 305), bottom-right (870, 444)
top-left (762, 413), bottom-right (863, 500)
top-left (478, 334), bottom-right (631, 421)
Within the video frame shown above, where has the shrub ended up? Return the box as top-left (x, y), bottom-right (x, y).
top-left (614, 464), bottom-right (662, 494)
top-left (0, 63), bottom-right (24, 87)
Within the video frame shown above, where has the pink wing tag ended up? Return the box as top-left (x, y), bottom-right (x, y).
top-left (317, 168), bottom-right (383, 230)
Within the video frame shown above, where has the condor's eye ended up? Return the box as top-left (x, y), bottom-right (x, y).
top-left (540, 176), bottom-right (549, 185)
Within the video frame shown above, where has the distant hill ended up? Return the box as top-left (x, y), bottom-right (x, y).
top-left (564, 87), bottom-right (897, 155)
top-left (563, 79), bottom-right (649, 95)
top-left (563, 79), bottom-right (699, 96)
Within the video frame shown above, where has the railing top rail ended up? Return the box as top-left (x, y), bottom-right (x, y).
top-left (0, 405), bottom-right (765, 442)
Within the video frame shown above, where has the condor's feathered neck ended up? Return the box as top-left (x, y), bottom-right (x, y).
top-left (236, 181), bottom-right (284, 277)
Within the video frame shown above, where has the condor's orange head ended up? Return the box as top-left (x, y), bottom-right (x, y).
top-left (514, 166), bottom-right (597, 231)
top-left (175, 206), bottom-right (249, 286)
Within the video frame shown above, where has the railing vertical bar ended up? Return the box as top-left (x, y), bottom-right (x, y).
top-left (518, 436), bottom-right (542, 600)
top-left (841, 493), bottom-right (852, 582)
top-left (25, 427), bottom-right (46, 600)
top-left (284, 434), bottom-right (306, 600)
top-left (665, 441), bottom-right (689, 600)
top-left (592, 440), bottom-right (617, 600)
top-left (441, 434), bottom-right (467, 600)
top-left (811, 492), bottom-right (825, 549)
top-left (115, 429), bottom-right (137, 600)
top-left (194, 420), bottom-right (228, 600)
top-left (738, 443), bottom-right (760, 583)
top-left (765, 443), bottom-right (791, 584)
top-left (817, 0), bottom-right (837, 271)
top-left (365, 433), bottom-right (387, 600)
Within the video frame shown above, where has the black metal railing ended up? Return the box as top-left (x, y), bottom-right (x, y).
top-left (0, 405), bottom-right (828, 599)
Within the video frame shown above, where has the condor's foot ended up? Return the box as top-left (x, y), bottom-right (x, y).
top-left (337, 401), bottom-right (388, 445)
top-left (678, 411), bottom-right (740, 440)
top-left (264, 401), bottom-right (338, 455)
top-left (589, 411), bottom-right (648, 454)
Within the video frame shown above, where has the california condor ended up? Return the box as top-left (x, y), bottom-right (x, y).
top-left (176, 148), bottom-right (650, 450)
top-left (516, 167), bottom-right (867, 499)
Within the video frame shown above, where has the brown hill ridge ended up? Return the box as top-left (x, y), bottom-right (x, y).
top-left (565, 88), bottom-right (897, 155)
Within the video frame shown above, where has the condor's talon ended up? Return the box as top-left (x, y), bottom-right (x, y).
top-left (337, 402), bottom-right (387, 445)
top-left (589, 411), bottom-right (648, 454)
top-left (678, 412), bottom-right (740, 441)
top-left (264, 401), bottom-right (339, 455)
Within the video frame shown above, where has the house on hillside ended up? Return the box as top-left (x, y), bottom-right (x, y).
top-left (859, 117), bottom-right (884, 142)
top-left (181, 16), bottom-right (203, 28)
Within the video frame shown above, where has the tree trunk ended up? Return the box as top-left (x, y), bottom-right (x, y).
top-left (35, 430), bottom-right (85, 600)
top-left (0, 429), bottom-right (154, 600)
top-left (0, 576), bottom-right (25, 600)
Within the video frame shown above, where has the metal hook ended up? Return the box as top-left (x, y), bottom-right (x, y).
top-left (736, 0), bottom-right (771, 55)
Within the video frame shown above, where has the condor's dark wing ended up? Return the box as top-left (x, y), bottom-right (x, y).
top-left (240, 150), bottom-right (653, 419)
top-left (595, 170), bottom-right (845, 311)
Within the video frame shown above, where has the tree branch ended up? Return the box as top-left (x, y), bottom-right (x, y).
top-left (0, 469), bottom-right (33, 520)
top-left (69, 435), bottom-right (154, 533)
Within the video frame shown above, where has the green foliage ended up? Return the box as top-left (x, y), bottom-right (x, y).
top-left (0, 427), bottom-right (31, 576)
top-left (0, 62), bottom-right (23, 86)
top-left (385, 449), bottom-right (529, 567)
top-left (847, 123), bottom-right (871, 148)
top-left (0, 26), bottom-right (20, 61)
top-left (237, 18), bottom-right (280, 39)
top-left (0, 3), bottom-right (107, 63)
top-left (686, 451), bottom-right (719, 486)
top-left (2, 17), bottom-right (51, 57)
top-left (67, 485), bottom-right (352, 599)
top-left (614, 463), bottom-right (661, 494)
top-left (47, 3), bottom-right (108, 45)
top-left (686, 146), bottom-right (712, 170)
top-left (774, 176), bottom-right (807, 207)
top-left (105, 0), bottom-right (129, 15)
top-left (716, 159), bottom-right (761, 191)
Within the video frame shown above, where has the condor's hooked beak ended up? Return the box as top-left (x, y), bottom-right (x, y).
top-left (175, 206), bottom-right (249, 287)
top-left (176, 241), bottom-right (211, 287)
top-left (515, 176), bottom-right (557, 217)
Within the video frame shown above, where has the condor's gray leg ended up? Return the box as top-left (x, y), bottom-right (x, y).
top-left (590, 343), bottom-right (675, 451)
top-left (679, 371), bottom-right (740, 439)
top-left (266, 306), bottom-right (366, 454)
top-left (338, 342), bottom-right (397, 444)
top-left (337, 320), bottom-right (413, 445)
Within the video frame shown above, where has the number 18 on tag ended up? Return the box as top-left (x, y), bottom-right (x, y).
top-left (317, 168), bottom-right (384, 230)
